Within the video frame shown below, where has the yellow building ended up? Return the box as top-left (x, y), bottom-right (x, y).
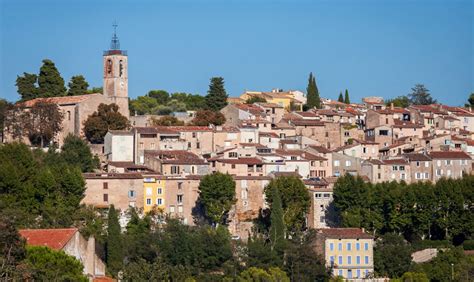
top-left (143, 175), bottom-right (166, 213)
top-left (239, 90), bottom-right (303, 111)
top-left (315, 228), bottom-right (374, 280)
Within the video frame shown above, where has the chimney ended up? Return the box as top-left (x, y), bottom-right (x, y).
top-left (390, 103), bottom-right (394, 110)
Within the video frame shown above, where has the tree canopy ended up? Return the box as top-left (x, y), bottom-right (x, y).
top-left (16, 73), bottom-right (38, 101)
top-left (67, 75), bottom-right (89, 96)
top-left (106, 205), bottom-right (123, 278)
top-left (197, 172), bottom-right (236, 226)
top-left (151, 116), bottom-right (185, 126)
top-left (191, 110), bottom-right (226, 126)
top-left (344, 89), bottom-right (350, 104)
top-left (205, 77), bottom-right (228, 111)
top-left (408, 84), bottom-right (436, 105)
top-left (60, 134), bottom-right (99, 172)
top-left (305, 72), bottom-right (321, 109)
top-left (466, 93), bottom-right (474, 108)
top-left (338, 92), bottom-right (344, 103)
top-left (246, 96), bottom-right (267, 104)
top-left (386, 96), bottom-right (410, 108)
top-left (83, 103), bottom-right (130, 144)
top-left (264, 176), bottom-right (311, 234)
top-left (37, 59), bottom-right (67, 98)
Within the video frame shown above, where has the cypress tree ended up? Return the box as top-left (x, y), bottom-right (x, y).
top-left (313, 75), bottom-right (321, 109)
top-left (338, 92), bottom-right (344, 102)
top-left (344, 89), bottom-right (350, 104)
top-left (269, 187), bottom-right (285, 255)
top-left (67, 75), bottom-right (89, 96)
top-left (38, 59), bottom-right (66, 98)
top-left (306, 73), bottom-right (316, 109)
top-left (205, 77), bottom-right (228, 111)
top-left (16, 72), bottom-right (38, 101)
top-left (106, 205), bottom-right (123, 277)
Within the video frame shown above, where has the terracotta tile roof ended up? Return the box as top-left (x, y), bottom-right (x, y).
top-left (214, 157), bottom-right (263, 165)
top-left (333, 143), bottom-right (359, 152)
top-left (145, 150), bottom-right (206, 164)
top-left (108, 162), bottom-right (154, 172)
top-left (234, 103), bottom-right (265, 116)
top-left (239, 142), bottom-right (267, 148)
top-left (255, 102), bottom-right (284, 108)
top-left (403, 153), bottom-right (432, 162)
top-left (166, 126), bottom-right (213, 132)
top-left (383, 159), bottom-right (409, 165)
top-left (428, 151), bottom-right (472, 159)
top-left (83, 173), bottom-right (144, 179)
top-left (275, 149), bottom-right (304, 156)
top-left (289, 119), bottom-right (325, 126)
top-left (316, 228), bottom-right (373, 239)
top-left (259, 132), bottom-right (279, 138)
top-left (134, 127), bottom-right (159, 134)
top-left (153, 127), bottom-right (180, 134)
top-left (364, 159), bottom-right (384, 165)
top-left (273, 122), bottom-right (295, 129)
top-left (271, 171), bottom-right (302, 178)
top-left (19, 228), bottom-right (77, 250)
top-left (393, 120), bottom-right (423, 128)
top-left (302, 152), bottom-right (327, 161)
top-left (308, 145), bottom-right (332, 154)
top-left (93, 277), bottom-right (116, 282)
top-left (20, 94), bottom-right (99, 107)
top-left (295, 111), bottom-right (319, 118)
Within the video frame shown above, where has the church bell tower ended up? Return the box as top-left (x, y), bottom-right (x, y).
top-left (103, 23), bottom-right (129, 118)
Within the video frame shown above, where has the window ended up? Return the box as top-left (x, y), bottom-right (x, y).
top-left (119, 60), bottom-right (123, 76)
top-left (364, 243), bottom-right (369, 251)
top-left (196, 142), bottom-right (200, 149)
top-left (67, 111), bottom-right (71, 121)
top-left (229, 152), bottom-right (238, 158)
top-left (178, 182), bottom-right (183, 190)
top-left (356, 256), bottom-right (361, 264)
top-left (128, 190), bottom-right (135, 198)
top-left (447, 170), bottom-right (451, 176)
top-left (334, 160), bottom-right (340, 167)
top-left (363, 147), bottom-right (367, 153)
top-left (146, 188), bottom-right (152, 195)
top-left (103, 182), bottom-right (108, 189)
top-left (231, 164), bottom-right (236, 169)
top-left (157, 188), bottom-right (162, 194)
top-left (347, 243), bottom-right (351, 251)
top-left (315, 193), bottom-right (322, 198)
top-left (446, 160), bottom-right (451, 165)
top-left (187, 142), bottom-right (191, 149)
top-left (171, 166), bottom-right (180, 174)
top-left (323, 193), bottom-right (330, 198)
top-left (178, 206), bottom-right (183, 213)
top-left (377, 173), bottom-right (381, 179)
top-left (437, 160), bottom-right (441, 167)
top-left (416, 161), bottom-right (420, 167)
top-left (416, 173), bottom-right (421, 179)
top-left (436, 169), bottom-right (442, 176)
top-left (399, 166), bottom-right (405, 171)
top-left (338, 270), bottom-right (343, 277)
top-left (157, 198), bottom-right (162, 205)
top-left (365, 256), bottom-right (369, 264)
top-left (392, 166), bottom-right (398, 171)
top-left (425, 161), bottom-right (430, 168)
top-left (330, 256), bottom-right (335, 264)
top-left (356, 243), bottom-right (360, 250)
top-left (170, 206), bottom-right (175, 213)
top-left (401, 173), bottom-right (406, 180)
top-left (424, 172), bottom-right (429, 179)
top-left (345, 160), bottom-right (351, 167)
top-left (139, 142), bottom-right (144, 149)
top-left (338, 256), bottom-right (342, 265)
top-left (103, 194), bottom-right (108, 202)
top-left (192, 132), bottom-right (196, 138)
top-left (320, 216), bottom-right (325, 223)
top-left (347, 256), bottom-right (352, 265)
top-left (177, 194), bottom-right (183, 204)
top-left (330, 243), bottom-right (334, 251)
top-left (107, 59), bottom-right (112, 74)
top-left (347, 270), bottom-right (352, 279)
top-left (338, 243), bottom-right (342, 251)
top-left (146, 198), bottom-right (151, 205)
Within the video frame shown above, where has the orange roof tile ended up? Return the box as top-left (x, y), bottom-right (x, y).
top-left (19, 228), bottom-right (77, 250)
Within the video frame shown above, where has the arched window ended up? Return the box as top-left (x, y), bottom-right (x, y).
top-left (107, 59), bottom-right (112, 74)
top-left (67, 111), bottom-right (71, 121)
top-left (119, 60), bottom-right (123, 77)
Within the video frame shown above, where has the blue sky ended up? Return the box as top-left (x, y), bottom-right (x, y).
top-left (0, 0), bottom-right (472, 105)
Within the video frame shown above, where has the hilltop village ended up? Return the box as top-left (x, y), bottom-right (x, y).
top-left (1, 34), bottom-right (473, 281)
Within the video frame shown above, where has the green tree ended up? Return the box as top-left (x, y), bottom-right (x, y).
top-left (374, 233), bottom-right (412, 278)
top-left (83, 103), bottom-right (130, 144)
top-left (338, 92), bottom-right (344, 103)
top-left (284, 231), bottom-right (329, 282)
top-left (37, 59), bottom-right (66, 98)
top-left (408, 84), bottom-right (436, 105)
top-left (269, 187), bottom-right (285, 255)
top-left (124, 208), bottom-right (155, 263)
top-left (23, 101), bottom-right (64, 148)
top-left (151, 116), bottom-right (185, 126)
top-left (246, 96), bottom-right (267, 104)
top-left (61, 134), bottom-right (99, 172)
top-left (205, 77), bottom-right (228, 111)
top-left (148, 90), bottom-right (170, 104)
top-left (466, 93), bottom-right (474, 108)
top-left (394, 272), bottom-right (429, 282)
top-left (0, 99), bottom-right (10, 142)
top-left (0, 216), bottom-right (26, 281)
top-left (129, 96), bottom-right (160, 115)
top-left (386, 96), bottom-right (410, 108)
top-left (246, 235), bottom-right (281, 269)
top-left (191, 110), bottom-right (226, 126)
top-left (25, 246), bottom-right (87, 281)
top-left (198, 172), bottom-right (236, 226)
top-left (238, 267), bottom-right (290, 282)
top-left (106, 205), bottom-right (123, 277)
top-left (16, 72), bottom-right (38, 101)
top-left (86, 86), bottom-right (103, 94)
top-left (344, 89), bottom-right (350, 104)
top-left (67, 75), bottom-right (89, 96)
top-left (264, 176), bottom-right (310, 234)
top-left (305, 72), bottom-right (321, 109)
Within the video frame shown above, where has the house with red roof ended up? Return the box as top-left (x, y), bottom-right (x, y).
top-left (19, 228), bottom-right (106, 279)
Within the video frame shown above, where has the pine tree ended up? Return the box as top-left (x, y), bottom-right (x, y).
top-left (306, 73), bottom-right (317, 109)
top-left (106, 205), bottom-right (123, 277)
top-left (408, 84), bottom-right (436, 105)
top-left (269, 187), bottom-right (285, 255)
top-left (338, 92), bottom-right (344, 102)
top-left (205, 77), bottom-right (228, 111)
top-left (67, 75), bottom-right (89, 96)
top-left (16, 73), bottom-right (38, 101)
top-left (344, 89), bottom-right (350, 104)
top-left (37, 59), bottom-right (66, 98)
